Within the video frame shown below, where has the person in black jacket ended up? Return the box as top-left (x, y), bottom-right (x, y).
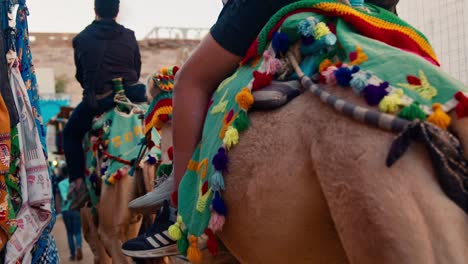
top-left (63, 0), bottom-right (146, 209)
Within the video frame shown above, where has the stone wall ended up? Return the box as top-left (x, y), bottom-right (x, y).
top-left (30, 33), bottom-right (199, 106)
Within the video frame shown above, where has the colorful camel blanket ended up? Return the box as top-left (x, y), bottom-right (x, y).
top-left (170, 0), bottom-right (468, 257)
top-left (83, 105), bottom-right (161, 208)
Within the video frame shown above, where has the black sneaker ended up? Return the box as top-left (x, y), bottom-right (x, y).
top-left (121, 201), bottom-right (178, 258)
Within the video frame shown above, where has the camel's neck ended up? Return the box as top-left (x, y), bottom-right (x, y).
top-left (159, 123), bottom-right (173, 164)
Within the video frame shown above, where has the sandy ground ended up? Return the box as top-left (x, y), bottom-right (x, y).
top-left (52, 215), bottom-right (94, 264)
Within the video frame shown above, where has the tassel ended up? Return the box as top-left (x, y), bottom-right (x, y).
top-left (212, 192), bottom-right (227, 215)
top-left (107, 175), bottom-right (116, 185)
top-left (350, 71), bottom-right (371, 94)
top-left (114, 170), bottom-right (123, 180)
top-left (318, 59), bottom-right (333, 73)
top-left (263, 51), bottom-right (282, 75)
top-left (363, 82), bottom-right (389, 106)
top-left (172, 66), bottom-right (180, 76)
top-left (205, 229), bottom-right (219, 255)
top-left (298, 19), bottom-right (314, 37)
top-left (335, 66), bottom-right (360, 87)
top-left (209, 211), bottom-right (226, 232)
top-left (455, 91), bottom-right (468, 118)
top-left (272, 32), bottom-right (290, 54)
top-left (177, 229), bottom-right (189, 256)
top-left (314, 22), bottom-right (331, 40)
top-left (223, 126), bottom-right (239, 150)
top-left (233, 111), bottom-right (250, 132)
top-left (89, 173), bottom-right (98, 183)
top-left (398, 102), bottom-right (426, 121)
top-left (235, 88), bottom-right (254, 110)
top-left (167, 146), bottom-right (174, 161)
top-left (100, 166), bottom-right (108, 175)
top-left (379, 89), bottom-right (404, 113)
top-left (212, 171), bottom-right (225, 191)
top-left (168, 216), bottom-right (183, 240)
top-left (187, 236), bottom-right (202, 264)
top-left (212, 148), bottom-right (228, 171)
top-left (321, 66), bottom-right (338, 85)
top-left (427, 103), bottom-right (451, 130)
top-left (252, 71), bottom-right (273, 91)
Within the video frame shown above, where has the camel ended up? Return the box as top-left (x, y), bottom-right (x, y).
top-left (145, 4), bottom-right (468, 264)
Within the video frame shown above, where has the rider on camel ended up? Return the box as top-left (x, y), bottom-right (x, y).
top-left (64, 0), bottom-right (146, 209)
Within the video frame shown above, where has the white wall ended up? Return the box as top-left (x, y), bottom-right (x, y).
top-left (398, 0), bottom-right (467, 84)
top-left (35, 68), bottom-right (56, 95)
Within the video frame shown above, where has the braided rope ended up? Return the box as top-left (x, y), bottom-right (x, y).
top-left (287, 52), bottom-right (411, 133)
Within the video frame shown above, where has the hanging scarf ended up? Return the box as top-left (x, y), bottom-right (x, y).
top-left (5, 61), bottom-right (52, 264)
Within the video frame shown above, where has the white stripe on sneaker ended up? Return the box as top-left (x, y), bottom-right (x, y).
top-left (155, 234), bottom-right (169, 245)
top-left (146, 237), bottom-right (160, 248)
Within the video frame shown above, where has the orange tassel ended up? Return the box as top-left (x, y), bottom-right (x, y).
top-left (235, 88), bottom-right (254, 110)
top-left (187, 236), bottom-right (202, 264)
top-left (427, 103), bottom-right (451, 130)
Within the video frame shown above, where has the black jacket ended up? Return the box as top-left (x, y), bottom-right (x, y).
top-left (73, 19), bottom-right (141, 96)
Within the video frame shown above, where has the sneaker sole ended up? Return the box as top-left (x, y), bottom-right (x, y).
top-left (128, 189), bottom-right (173, 211)
top-left (121, 244), bottom-right (179, 258)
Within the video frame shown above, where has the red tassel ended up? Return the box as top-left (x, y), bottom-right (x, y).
top-left (205, 229), bottom-right (219, 255)
top-left (173, 66), bottom-right (180, 76)
top-left (171, 190), bottom-right (178, 207)
top-left (114, 170), bottom-right (123, 180)
top-left (455, 91), bottom-right (468, 118)
top-left (252, 71), bottom-right (273, 91)
top-left (167, 146), bottom-right (174, 161)
top-left (241, 39), bottom-right (259, 65)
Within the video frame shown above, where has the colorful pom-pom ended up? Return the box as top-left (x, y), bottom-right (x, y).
top-left (146, 155), bottom-right (157, 165)
top-left (350, 71), bottom-right (371, 94)
top-left (263, 51), bottom-right (282, 75)
top-left (233, 111), bottom-right (250, 132)
top-left (235, 88), bottom-right (254, 110)
top-left (272, 32), bottom-right (290, 54)
top-left (205, 228), bottom-right (219, 255)
top-left (107, 175), bottom-right (116, 185)
top-left (208, 211), bottom-right (226, 233)
top-left (212, 192), bottom-right (227, 215)
top-left (212, 171), bottom-right (225, 191)
top-left (212, 148), bottom-right (228, 171)
top-left (379, 89), bottom-right (404, 113)
top-left (427, 103), bottom-right (451, 130)
top-left (187, 236), bottom-right (202, 264)
top-left (321, 66), bottom-right (338, 85)
top-left (349, 46), bottom-right (368, 65)
top-left (177, 229), bottom-right (189, 256)
top-left (363, 82), bottom-right (389, 106)
top-left (252, 71), bottom-right (273, 91)
top-left (314, 22), bottom-right (331, 40)
top-left (168, 216), bottom-right (183, 240)
top-left (319, 59), bottom-right (333, 73)
top-left (223, 126), bottom-right (239, 150)
top-left (455, 91), bottom-right (468, 118)
top-left (167, 146), bottom-right (174, 161)
top-left (335, 66), bottom-right (360, 87)
top-left (398, 102), bottom-right (426, 121)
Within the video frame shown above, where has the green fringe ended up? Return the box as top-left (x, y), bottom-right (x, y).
top-left (398, 102), bottom-right (427, 121)
top-left (177, 229), bottom-right (189, 256)
top-left (233, 111), bottom-right (250, 132)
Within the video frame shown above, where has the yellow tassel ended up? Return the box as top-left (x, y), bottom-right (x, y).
top-left (319, 59), bottom-right (333, 73)
top-left (187, 236), bottom-right (202, 264)
top-left (350, 45), bottom-right (368, 65)
top-left (108, 175), bottom-right (116, 185)
top-left (314, 22), bottom-right (331, 39)
top-left (235, 88), bottom-right (254, 110)
top-left (379, 89), bottom-right (404, 113)
top-left (223, 126), bottom-right (239, 150)
top-left (168, 216), bottom-right (183, 240)
top-left (427, 103), bottom-right (451, 130)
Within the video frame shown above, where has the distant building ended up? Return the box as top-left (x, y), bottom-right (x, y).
top-left (399, 0), bottom-right (468, 84)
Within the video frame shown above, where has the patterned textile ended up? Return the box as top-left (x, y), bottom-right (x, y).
top-left (175, 0), bottom-right (468, 248)
top-left (14, 2), bottom-right (58, 261)
top-left (5, 62), bottom-right (52, 263)
top-left (0, 94), bottom-right (13, 251)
